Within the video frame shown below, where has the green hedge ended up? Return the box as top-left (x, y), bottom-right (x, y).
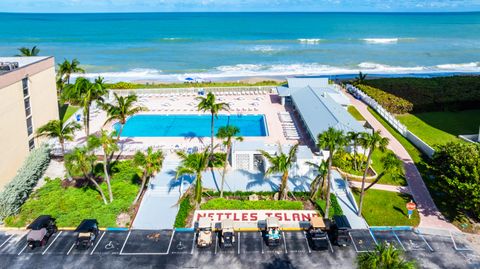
top-left (316, 194), bottom-right (344, 218)
top-left (0, 144), bottom-right (51, 221)
top-left (107, 80), bottom-right (283, 89)
top-left (364, 76), bottom-right (480, 112)
top-left (200, 198), bottom-right (303, 210)
top-left (356, 84), bottom-right (413, 114)
top-left (174, 196), bottom-right (194, 228)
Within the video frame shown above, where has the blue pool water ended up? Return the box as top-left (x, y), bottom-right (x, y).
top-left (115, 114), bottom-right (268, 137)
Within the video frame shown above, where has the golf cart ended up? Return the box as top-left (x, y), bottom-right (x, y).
top-left (265, 217), bottom-right (281, 247)
top-left (74, 219), bottom-right (100, 250)
top-left (196, 217), bottom-right (213, 248)
top-left (306, 216), bottom-right (329, 250)
top-left (26, 215), bottom-right (58, 249)
top-left (220, 219), bottom-right (235, 248)
top-left (332, 215), bottom-right (351, 246)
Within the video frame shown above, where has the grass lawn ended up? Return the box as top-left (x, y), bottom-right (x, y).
top-left (352, 189), bottom-right (420, 227)
top-left (5, 161), bottom-right (140, 228)
top-left (348, 106), bottom-right (366, 121)
top-left (200, 198), bottom-right (303, 210)
top-left (397, 109), bottom-right (480, 147)
top-left (58, 103), bottom-right (79, 122)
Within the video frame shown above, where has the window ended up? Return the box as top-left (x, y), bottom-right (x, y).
top-left (28, 138), bottom-right (35, 151)
top-left (26, 116), bottom-right (33, 136)
top-left (24, 97), bottom-right (31, 117)
top-left (22, 77), bottom-right (29, 97)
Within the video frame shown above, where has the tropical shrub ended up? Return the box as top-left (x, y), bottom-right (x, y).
top-left (174, 195), bottom-right (194, 228)
top-left (316, 194), bottom-right (343, 218)
top-left (200, 198), bottom-right (303, 210)
top-left (356, 84), bottom-right (413, 114)
top-left (0, 144), bottom-right (51, 220)
top-left (431, 142), bottom-right (480, 219)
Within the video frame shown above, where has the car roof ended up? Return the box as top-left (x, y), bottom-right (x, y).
top-left (333, 215), bottom-right (352, 229)
top-left (310, 216), bottom-right (325, 228)
top-left (198, 217), bottom-right (212, 228)
top-left (221, 219), bottom-right (234, 229)
top-left (74, 219), bottom-right (99, 232)
top-left (266, 217), bottom-right (280, 227)
top-left (27, 215), bottom-right (54, 229)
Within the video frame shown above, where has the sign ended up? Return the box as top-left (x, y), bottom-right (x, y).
top-left (406, 201), bottom-right (416, 211)
top-left (193, 210), bottom-right (319, 224)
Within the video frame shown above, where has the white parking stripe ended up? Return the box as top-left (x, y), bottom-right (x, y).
top-left (418, 233), bottom-right (434, 252)
top-left (238, 233), bottom-right (241, 255)
top-left (259, 232), bottom-right (263, 254)
top-left (214, 233), bottom-right (218, 254)
top-left (119, 230), bottom-right (131, 255)
top-left (326, 233), bottom-right (334, 253)
top-left (282, 232), bottom-right (287, 254)
top-left (90, 231), bottom-right (105, 255)
top-left (392, 231), bottom-right (406, 251)
top-left (0, 234), bottom-right (14, 248)
top-left (349, 233), bottom-right (360, 253)
top-left (66, 243), bottom-right (75, 256)
top-left (166, 230), bottom-right (175, 254)
top-left (303, 231), bottom-right (311, 254)
top-left (42, 231), bottom-right (62, 255)
top-left (191, 233), bottom-right (196, 254)
top-left (18, 244), bottom-right (28, 255)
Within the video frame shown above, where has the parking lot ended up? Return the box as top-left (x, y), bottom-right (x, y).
top-left (0, 228), bottom-right (478, 268)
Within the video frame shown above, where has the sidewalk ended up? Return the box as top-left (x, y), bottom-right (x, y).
top-left (348, 181), bottom-right (411, 194)
top-left (344, 88), bottom-right (459, 231)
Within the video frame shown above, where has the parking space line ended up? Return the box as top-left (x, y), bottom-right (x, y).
top-left (66, 243), bottom-right (75, 256)
top-left (166, 230), bottom-right (175, 254)
top-left (214, 234), bottom-right (218, 254)
top-left (418, 232), bottom-right (434, 252)
top-left (17, 244), bottom-right (28, 255)
top-left (303, 231), bottom-right (311, 254)
top-left (191, 233), bottom-right (196, 254)
top-left (90, 231), bottom-right (106, 255)
top-left (326, 233), bottom-right (334, 253)
top-left (392, 231), bottom-right (406, 251)
top-left (349, 233), bottom-right (360, 253)
top-left (0, 234), bottom-right (14, 248)
top-left (368, 229), bottom-right (379, 245)
top-left (282, 232), bottom-right (287, 254)
top-left (42, 231), bottom-right (62, 255)
top-left (119, 230), bottom-right (131, 255)
top-left (238, 233), bottom-right (241, 255)
top-left (259, 232), bottom-right (263, 254)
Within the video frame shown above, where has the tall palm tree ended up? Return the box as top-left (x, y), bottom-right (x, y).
top-left (62, 77), bottom-right (108, 136)
top-left (65, 147), bottom-right (108, 205)
top-left (216, 125), bottom-right (243, 198)
top-left (87, 130), bottom-right (119, 203)
top-left (58, 58), bottom-right (85, 85)
top-left (354, 71), bottom-right (368, 85)
top-left (306, 160), bottom-right (327, 199)
top-left (259, 143), bottom-right (299, 200)
top-left (176, 149), bottom-right (211, 205)
top-left (317, 127), bottom-right (347, 217)
top-left (357, 243), bottom-right (416, 269)
top-left (347, 131), bottom-right (363, 171)
top-left (365, 152), bottom-right (402, 191)
top-left (36, 119), bottom-right (81, 157)
top-left (102, 93), bottom-right (147, 141)
top-left (16, 46), bottom-right (39, 57)
top-left (132, 147), bottom-right (164, 204)
top-left (196, 92), bottom-right (230, 158)
top-left (358, 130), bottom-right (389, 216)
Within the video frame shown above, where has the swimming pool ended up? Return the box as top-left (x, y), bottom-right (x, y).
top-left (115, 114), bottom-right (268, 137)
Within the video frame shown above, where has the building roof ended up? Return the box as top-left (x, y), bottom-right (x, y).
top-left (291, 86), bottom-right (365, 143)
top-left (287, 77), bottom-right (329, 88)
top-left (0, 56), bottom-right (51, 75)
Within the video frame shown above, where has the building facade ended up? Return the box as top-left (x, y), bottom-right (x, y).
top-left (0, 56), bottom-right (58, 190)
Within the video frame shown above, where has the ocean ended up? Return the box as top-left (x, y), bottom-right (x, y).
top-left (1, 12), bottom-right (479, 82)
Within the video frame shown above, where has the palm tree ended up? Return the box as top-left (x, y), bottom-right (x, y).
top-left (365, 152), bottom-right (402, 191)
top-left (306, 160), bottom-right (327, 199)
top-left (132, 147), bottom-right (164, 204)
top-left (317, 127), bottom-right (347, 217)
top-left (16, 46), bottom-right (39, 57)
top-left (65, 147), bottom-right (108, 204)
top-left (36, 119), bottom-right (81, 157)
top-left (58, 58), bottom-right (85, 85)
top-left (87, 130), bottom-right (119, 202)
top-left (259, 143), bottom-right (299, 200)
top-left (196, 92), bottom-right (230, 158)
top-left (354, 71), bottom-right (368, 85)
top-left (62, 77), bottom-right (108, 136)
top-left (102, 93), bottom-right (147, 141)
top-left (347, 131), bottom-right (363, 171)
top-left (357, 243), bottom-right (416, 269)
top-left (216, 125), bottom-right (243, 198)
top-left (358, 130), bottom-right (389, 216)
top-left (176, 149), bottom-right (211, 205)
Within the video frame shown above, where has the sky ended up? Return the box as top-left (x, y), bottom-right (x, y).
top-left (0, 0), bottom-right (479, 13)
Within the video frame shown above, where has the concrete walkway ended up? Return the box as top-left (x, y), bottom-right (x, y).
top-left (330, 171), bottom-right (369, 229)
top-left (348, 181), bottom-right (411, 194)
top-left (344, 88), bottom-right (459, 231)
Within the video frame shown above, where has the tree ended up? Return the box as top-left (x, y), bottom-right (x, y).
top-left (58, 58), bottom-right (85, 85)
top-left (347, 131), bottom-right (363, 171)
top-left (102, 93), bottom-right (147, 141)
top-left (306, 160), bottom-right (327, 199)
top-left (16, 46), bottom-right (39, 57)
top-left (62, 77), bottom-right (108, 136)
top-left (431, 142), bottom-right (480, 218)
top-left (259, 143), bottom-right (299, 200)
top-left (176, 149), bottom-right (211, 205)
top-left (354, 71), bottom-right (367, 85)
top-left (365, 152), bottom-right (402, 191)
top-left (357, 243), bottom-right (416, 269)
top-left (36, 119), bottom-right (81, 157)
top-left (358, 130), bottom-right (389, 216)
top-left (65, 147), bottom-right (108, 204)
top-left (216, 125), bottom-right (243, 198)
top-left (132, 147), bottom-right (164, 204)
top-left (87, 130), bottom-right (119, 202)
top-left (196, 92), bottom-right (230, 159)
top-left (317, 127), bottom-right (346, 217)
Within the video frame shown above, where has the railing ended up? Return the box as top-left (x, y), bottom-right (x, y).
top-left (110, 86), bottom-right (276, 96)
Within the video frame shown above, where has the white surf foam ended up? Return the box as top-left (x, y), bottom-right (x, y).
top-left (362, 38), bottom-right (399, 44)
top-left (297, 38), bottom-right (322, 44)
top-left (436, 62), bottom-right (479, 70)
top-left (249, 45), bottom-right (282, 53)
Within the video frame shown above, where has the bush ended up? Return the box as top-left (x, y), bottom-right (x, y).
top-left (356, 84), bottom-right (413, 114)
top-left (0, 144), bottom-right (51, 220)
top-left (174, 195), bottom-right (194, 228)
top-left (316, 194), bottom-right (343, 218)
top-left (200, 198), bottom-right (303, 210)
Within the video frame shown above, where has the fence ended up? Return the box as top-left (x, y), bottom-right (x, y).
top-left (345, 84), bottom-right (435, 158)
top-left (110, 86), bottom-right (275, 97)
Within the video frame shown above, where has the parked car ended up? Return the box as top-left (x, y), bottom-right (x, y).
top-left (264, 217), bottom-right (281, 247)
top-left (220, 219), bottom-right (235, 248)
top-left (26, 215), bottom-right (57, 249)
top-left (74, 219), bottom-right (100, 250)
top-left (332, 215), bottom-right (351, 246)
top-left (197, 217), bottom-right (213, 248)
top-left (307, 216), bottom-right (329, 250)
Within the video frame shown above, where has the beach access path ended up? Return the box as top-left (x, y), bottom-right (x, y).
top-left (343, 87), bottom-right (459, 231)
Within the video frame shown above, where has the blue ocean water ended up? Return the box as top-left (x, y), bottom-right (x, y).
top-left (1, 12), bottom-right (479, 81)
top-left (115, 114), bottom-right (268, 137)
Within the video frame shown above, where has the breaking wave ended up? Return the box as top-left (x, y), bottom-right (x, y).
top-left (297, 38), bottom-right (322, 44)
